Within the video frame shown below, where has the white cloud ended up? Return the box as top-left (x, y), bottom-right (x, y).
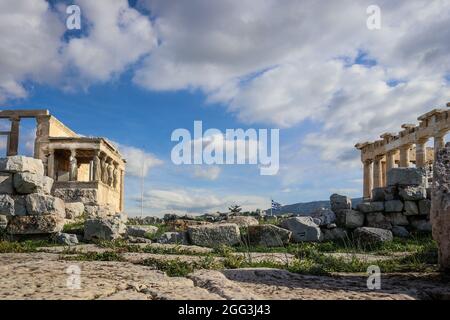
top-left (193, 165), bottom-right (221, 181)
top-left (115, 143), bottom-right (163, 177)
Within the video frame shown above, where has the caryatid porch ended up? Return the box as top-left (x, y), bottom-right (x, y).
top-left (356, 103), bottom-right (450, 200)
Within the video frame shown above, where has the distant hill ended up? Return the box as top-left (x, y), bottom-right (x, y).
top-left (266, 198), bottom-right (364, 215)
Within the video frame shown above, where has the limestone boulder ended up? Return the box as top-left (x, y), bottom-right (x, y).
top-left (247, 224), bottom-right (291, 247)
top-left (223, 216), bottom-right (259, 227)
top-left (384, 200), bottom-right (403, 213)
top-left (84, 213), bottom-right (127, 241)
top-left (410, 218), bottom-right (432, 232)
top-left (64, 202), bottom-right (85, 219)
top-left (187, 223), bottom-right (241, 247)
top-left (0, 172), bottom-right (14, 194)
top-left (371, 188), bottom-right (385, 201)
top-left (387, 167), bottom-right (427, 187)
top-left (322, 227), bottom-right (348, 241)
top-left (353, 227), bottom-right (393, 245)
top-left (157, 232), bottom-right (189, 245)
top-left (404, 201), bottom-right (419, 216)
top-left (0, 194), bottom-right (15, 216)
top-left (336, 209), bottom-right (364, 229)
top-left (126, 225), bottom-right (158, 238)
top-left (54, 232), bottom-right (79, 246)
top-left (0, 156), bottom-right (44, 176)
top-left (330, 194), bottom-right (351, 214)
top-left (365, 212), bottom-right (392, 230)
top-left (418, 199), bottom-right (431, 216)
top-left (399, 186), bottom-right (427, 201)
top-left (356, 202), bottom-right (384, 213)
top-left (6, 214), bottom-right (64, 234)
top-left (385, 212), bottom-right (409, 226)
top-left (392, 226), bottom-right (410, 238)
top-left (0, 214), bottom-right (7, 229)
top-left (280, 217), bottom-right (322, 242)
top-left (53, 188), bottom-right (98, 205)
top-left (310, 208), bottom-right (336, 226)
top-left (84, 204), bottom-right (115, 218)
top-left (25, 194), bottom-right (65, 217)
top-left (13, 172), bottom-right (53, 194)
top-left (13, 196), bottom-right (27, 216)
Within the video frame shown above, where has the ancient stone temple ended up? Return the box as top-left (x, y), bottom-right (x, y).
top-left (0, 109), bottom-right (125, 212)
top-left (355, 103), bottom-right (450, 200)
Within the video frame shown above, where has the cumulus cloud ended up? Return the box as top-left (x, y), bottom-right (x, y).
top-left (114, 143), bottom-right (163, 177)
top-left (193, 165), bottom-right (221, 181)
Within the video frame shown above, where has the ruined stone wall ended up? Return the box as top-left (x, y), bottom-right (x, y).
top-left (431, 143), bottom-right (450, 271)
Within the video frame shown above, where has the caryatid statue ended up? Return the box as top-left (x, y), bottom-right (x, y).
top-left (93, 151), bottom-right (101, 181)
top-left (113, 163), bottom-right (119, 189)
top-left (69, 149), bottom-right (78, 181)
top-left (107, 160), bottom-right (114, 186)
top-left (101, 155), bottom-right (108, 184)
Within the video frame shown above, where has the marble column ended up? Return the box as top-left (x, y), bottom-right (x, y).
top-left (386, 150), bottom-right (397, 171)
top-left (373, 156), bottom-right (383, 189)
top-left (399, 145), bottom-right (411, 167)
top-left (7, 116), bottom-right (20, 156)
top-left (434, 134), bottom-right (445, 160)
top-left (363, 159), bottom-right (373, 200)
top-left (47, 149), bottom-right (55, 180)
top-left (415, 139), bottom-right (428, 168)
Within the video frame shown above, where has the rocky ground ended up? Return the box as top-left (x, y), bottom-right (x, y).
top-left (1, 243), bottom-right (449, 300)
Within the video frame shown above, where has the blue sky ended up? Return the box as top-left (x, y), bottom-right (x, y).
top-left (1, 0), bottom-right (450, 216)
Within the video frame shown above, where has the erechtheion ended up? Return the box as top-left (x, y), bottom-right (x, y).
top-left (356, 103), bottom-right (450, 200)
top-left (0, 109), bottom-right (125, 212)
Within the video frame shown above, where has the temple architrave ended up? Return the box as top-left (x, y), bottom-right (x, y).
top-left (356, 103), bottom-right (450, 200)
top-left (0, 109), bottom-right (125, 212)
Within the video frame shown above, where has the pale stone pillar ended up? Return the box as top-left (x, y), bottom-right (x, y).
top-left (92, 151), bottom-right (101, 181)
top-left (113, 162), bottom-right (119, 189)
top-left (107, 159), bottom-right (114, 187)
top-left (386, 150), bottom-right (397, 171)
top-left (415, 139), bottom-right (428, 168)
top-left (399, 145), bottom-right (411, 167)
top-left (381, 160), bottom-right (386, 187)
top-left (120, 169), bottom-right (125, 212)
top-left (7, 116), bottom-right (20, 156)
top-left (47, 148), bottom-right (55, 179)
top-left (69, 149), bottom-right (78, 181)
top-left (100, 154), bottom-right (108, 184)
top-left (363, 159), bottom-right (373, 200)
top-left (434, 134), bottom-right (445, 160)
top-left (373, 156), bottom-right (383, 188)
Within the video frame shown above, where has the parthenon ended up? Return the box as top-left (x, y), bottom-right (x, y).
top-left (355, 102), bottom-right (450, 200)
top-left (0, 109), bottom-right (126, 212)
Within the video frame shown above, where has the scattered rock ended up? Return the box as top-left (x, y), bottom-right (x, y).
top-left (0, 194), bottom-right (15, 216)
top-left (84, 204), bottom-right (115, 218)
top-left (384, 200), bottom-right (404, 213)
top-left (330, 194), bottom-right (351, 213)
top-left (223, 216), bottom-right (259, 227)
top-left (365, 212), bottom-right (392, 230)
top-left (280, 217), bottom-right (322, 242)
top-left (399, 186), bottom-right (427, 201)
top-left (310, 208), bottom-right (336, 226)
top-left (418, 199), bottom-right (431, 216)
top-left (391, 226), bottom-right (410, 238)
top-left (403, 201), bottom-right (419, 216)
top-left (64, 202), bottom-right (85, 219)
top-left (157, 232), bottom-right (188, 245)
top-left (357, 202), bottom-right (384, 213)
top-left (13, 196), bottom-right (27, 216)
top-left (25, 194), bottom-right (65, 217)
top-left (0, 156), bottom-right (44, 176)
top-left (410, 218), bottom-right (432, 232)
top-left (6, 214), bottom-right (64, 234)
top-left (13, 172), bottom-right (53, 194)
top-left (371, 187), bottom-right (385, 201)
top-left (84, 213), bottom-right (127, 241)
top-left (322, 227), bottom-right (348, 241)
top-left (353, 227), bottom-right (393, 244)
top-left (54, 232), bottom-right (79, 246)
top-left (0, 214), bottom-right (7, 229)
top-left (385, 212), bottom-right (409, 226)
top-left (126, 225), bottom-right (158, 238)
top-left (387, 167), bottom-right (427, 187)
top-left (127, 236), bottom-right (152, 244)
top-left (247, 224), bottom-right (291, 247)
top-left (336, 209), bottom-right (364, 229)
top-left (187, 223), bottom-right (241, 247)
top-left (0, 173), bottom-right (13, 194)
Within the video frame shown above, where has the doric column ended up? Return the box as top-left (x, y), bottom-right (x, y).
top-left (386, 150), bottom-right (397, 171)
top-left (7, 116), bottom-right (20, 156)
top-left (381, 160), bottom-right (386, 187)
top-left (69, 149), bottom-right (78, 181)
top-left (363, 159), bottom-right (373, 200)
top-left (47, 148), bottom-right (55, 180)
top-left (92, 150), bottom-right (101, 181)
top-left (373, 156), bottom-right (383, 188)
top-left (434, 134), bottom-right (445, 160)
top-left (415, 139), bottom-right (428, 168)
top-left (399, 145), bottom-right (411, 167)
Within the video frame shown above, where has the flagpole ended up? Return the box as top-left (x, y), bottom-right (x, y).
top-left (270, 197), bottom-right (273, 217)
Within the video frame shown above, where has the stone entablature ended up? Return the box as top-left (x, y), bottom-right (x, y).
top-left (0, 109), bottom-right (126, 212)
top-left (356, 103), bottom-right (450, 200)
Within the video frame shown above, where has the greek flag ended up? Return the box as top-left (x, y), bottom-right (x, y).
top-left (271, 200), bottom-right (282, 211)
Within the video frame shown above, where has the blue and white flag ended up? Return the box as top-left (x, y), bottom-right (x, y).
top-left (271, 200), bottom-right (282, 211)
